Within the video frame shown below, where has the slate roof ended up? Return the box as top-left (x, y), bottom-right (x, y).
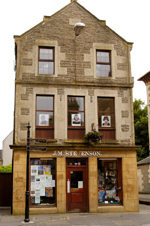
top-left (137, 156), bottom-right (150, 165)
top-left (138, 71), bottom-right (150, 84)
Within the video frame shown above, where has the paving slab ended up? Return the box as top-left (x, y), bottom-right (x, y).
top-left (1, 205), bottom-right (150, 226)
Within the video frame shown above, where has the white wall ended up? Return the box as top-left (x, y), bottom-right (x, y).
top-left (2, 131), bottom-right (13, 166)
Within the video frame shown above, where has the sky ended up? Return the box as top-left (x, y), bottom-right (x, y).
top-left (0, 0), bottom-right (149, 149)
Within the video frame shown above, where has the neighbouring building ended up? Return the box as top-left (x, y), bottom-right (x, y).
top-left (2, 131), bottom-right (13, 166)
top-left (138, 71), bottom-right (150, 155)
top-left (11, 0), bottom-right (139, 215)
top-left (137, 156), bottom-right (150, 193)
top-left (0, 150), bottom-right (2, 165)
top-left (138, 71), bottom-right (150, 194)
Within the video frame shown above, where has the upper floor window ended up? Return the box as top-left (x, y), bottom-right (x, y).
top-left (39, 47), bottom-right (54, 74)
top-left (68, 96), bottom-right (85, 139)
top-left (98, 97), bottom-right (115, 140)
top-left (96, 50), bottom-right (111, 77)
top-left (36, 95), bottom-right (54, 139)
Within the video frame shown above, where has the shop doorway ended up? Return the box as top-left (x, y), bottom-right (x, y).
top-left (66, 158), bottom-right (88, 212)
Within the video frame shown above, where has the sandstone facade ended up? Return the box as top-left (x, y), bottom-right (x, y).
top-left (12, 0), bottom-right (139, 215)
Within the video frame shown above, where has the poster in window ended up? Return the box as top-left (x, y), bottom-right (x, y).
top-left (72, 113), bottom-right (81, 126)
top-left (35, 196), bottom-right (40, 204)
top-left (78, 181), bottom-right (83, 188)
top-left (101, 115), bottom-right (111, 127)
top-left (35, 176), bottom-right (41, 190)
top-left (44, 165), bottom-right (51, 175)
top-left (31, 166), bottom-right (38, 176)
top-left (38, 165), bottom-right (44, 175)
top-left (31, 182), bottom-right (36, 192)
top-left (39, 114), bottom-right (49, 126)
top-left (45, 187), bottom-right (53, 197)
top-left (31, 175), bottom-right (35, 182)
top-left (52, 180), bottom-right (55, 188)
top-left (35, 190), bottom-right (40, 204)
top-left (45, 175), bottom-right (52, 187)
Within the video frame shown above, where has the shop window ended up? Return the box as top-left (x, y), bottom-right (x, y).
top-left (98, 97), bottom-right (115, 140)
top-left (39, 47), bottom-right (54, 74)
top-left (36, 95), bottom-right (54, 139)
top-left (68, 96), bottom-right (85, 139)
top-left (96, 50), bottom-right (111, 77)
top-left (98, 158), bottom-right (122, 205)
top-left (30, 158), bottom-right (56, 206)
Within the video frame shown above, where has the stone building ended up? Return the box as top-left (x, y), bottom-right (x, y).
top-left (2, 131), bottom-right (13, 166)
top-left (11, 0), bottom-right (139, 215)
top-left (138, 71), bottom-right (150, 194)
top-left (0, 150), bottom-right (2, 165)
top-left (137, 156), bottom-right (150, 193)
top-left (138, 71), bottom-right (150, 154)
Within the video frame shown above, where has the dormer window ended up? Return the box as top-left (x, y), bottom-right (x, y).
top-left (39, 47), bottom-right (54, 74)
top-left (96, 50), bottom-right (111, 77)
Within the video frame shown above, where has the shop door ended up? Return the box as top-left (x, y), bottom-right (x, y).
top-left (66, 159), bottom-right (88, 212)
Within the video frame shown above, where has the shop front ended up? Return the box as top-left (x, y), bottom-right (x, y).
top-left (12, 146), bottom-right (139, 215)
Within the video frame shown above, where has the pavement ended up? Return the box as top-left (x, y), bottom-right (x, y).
top-left (139, 194), bottom-right (150, 205)
top-left (0, 195), bottom-right (150, 226)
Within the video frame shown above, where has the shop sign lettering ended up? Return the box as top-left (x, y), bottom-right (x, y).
top-left (52, 151), bottom-right (102, 157)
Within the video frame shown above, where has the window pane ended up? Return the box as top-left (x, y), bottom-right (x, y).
top-left (96, 65), bottom-right (110, 77)
top-left (37, 96), bottom-right (53, 111)
top-left (39, 62), bottom-right (54, 74)
top-left (68, 112), bottom-right (84, 126)
top-left (37, 112), bottom-right (53, 126)
top-left (30, 158), bottom-right (56, 205)
top-left (71, 171), bottom-right (83, 188)
top-left (68, 97), bottom-right (84, 111)
top-left (98, 98), bottom-right (114, 128)
top-left (39, 48), bottom-right (53, 60)
top-left (98, 98), bottom-right (114, 113)
top-left (98, 159), bottom-right (121, 205)
top-left (97, 51), bottom-right (110, 63)
top-left (67, 158), bottom-right (87, 166)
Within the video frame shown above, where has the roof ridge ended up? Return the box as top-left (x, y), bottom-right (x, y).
top-left (14, 0), bottom-right (133, 46)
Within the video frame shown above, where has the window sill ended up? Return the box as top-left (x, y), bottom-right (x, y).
top-left (101, 139), bottom-right (119, 144)
top-left (97, 205), bottom-right (124, 213)
top-left (30, 138), bottom-right (57, 145)
top-left (30, 206), bottom-right (57, 214)
top-left (64, 139), bottom-right (87, 144)
top-left (37, 73), bottom-right (57, 77)
top-left (96, 76), bottom-right (112, 79)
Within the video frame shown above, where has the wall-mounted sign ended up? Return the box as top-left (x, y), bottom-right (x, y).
top-left (52, 150), bottom-right (102, 157)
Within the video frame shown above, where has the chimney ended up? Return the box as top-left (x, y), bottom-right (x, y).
top-left (71, 0), bottom-right (77, 2)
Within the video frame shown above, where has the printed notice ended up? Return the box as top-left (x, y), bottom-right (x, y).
top-left (78, 181), bottom-right (83, 188)
top-left (46, 175), bottom-right (52, 187)
top-left (52, 180), bottom-right (55, 188)
top-left (31, 166), bottom-right (38, 176)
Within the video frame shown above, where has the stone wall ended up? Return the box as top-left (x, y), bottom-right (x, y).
top-left (14, 85), bottom-right (134, 145)
top-left (14, 1), bottom-right (134, 146)
top-left (12, 147), bottom-right (139, 214)
top-left (138, 164), bottom-right (150, 193)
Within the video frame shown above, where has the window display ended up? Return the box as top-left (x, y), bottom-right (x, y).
top-left (98, 159), bottom-right (122, 205)
top-left (30, 158), bottom-right (56, 206)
